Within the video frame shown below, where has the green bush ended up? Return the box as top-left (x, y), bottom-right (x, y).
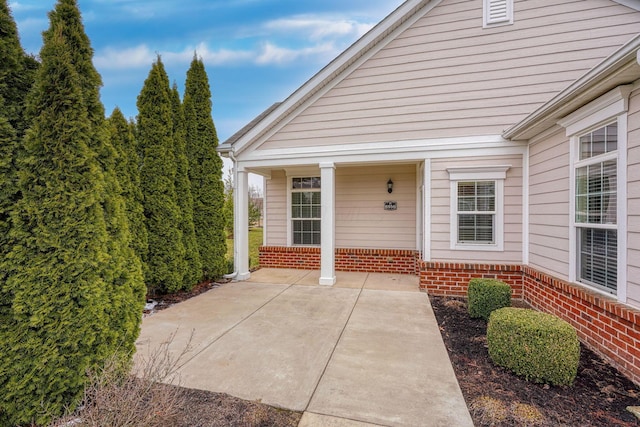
top-left (467, 278), bottom-right (512, 320)
top-left (487, 307), bottom-right (580, 386)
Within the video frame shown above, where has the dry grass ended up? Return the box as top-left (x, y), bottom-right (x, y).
top-left (50, 331), bottom-right (193, 427)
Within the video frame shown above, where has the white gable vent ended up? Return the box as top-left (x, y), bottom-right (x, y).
top-left (484, 0), bottom-right (514, 28)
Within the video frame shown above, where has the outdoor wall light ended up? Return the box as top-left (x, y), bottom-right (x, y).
top-left (387, 179), bottom-right (393, 193)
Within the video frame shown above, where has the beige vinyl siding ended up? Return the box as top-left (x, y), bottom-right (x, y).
top-left (528, 127), bottom-right (570, 280)
top-left (430, 155), bottom-right (523, 263)
top-left (260, 0), bottom-right (640, 150)
top-left (626, 89), bottom-right (640, 308)
top-left (265, 170), bottom-right (287, 246)
top-left (335, 165), bottom-right (416, 249)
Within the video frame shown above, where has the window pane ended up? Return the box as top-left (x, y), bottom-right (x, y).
top-left (579, 123), bottom-right (617, 160)
top-left (476, 182), bottom-right (495, 196)
top-left (579, 228), bottom-right (617, 293)
top-left (458, 214), bottom-right (494, 243)
top-left (591, 127), bottom-right (606, 157)
top-left (458, 182), bottom-right (476, 197)
top-left (477, 196), bottom-right (495, 211)
top-left (311, 177), bottom-right (321, 189)
top-left (606, 124), bottom-right (617, 152)
top-left (580, 134), bottom-right (591, 160)
top-left (458, 197), bottom-right (475, 211)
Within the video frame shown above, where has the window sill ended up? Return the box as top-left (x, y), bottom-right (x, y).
top-left (451, 243), bottom-right (504, 252)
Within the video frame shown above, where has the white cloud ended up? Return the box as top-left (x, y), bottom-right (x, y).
top-left (94, 45), bottom-right (156, 69)
top-left (263, 15), bottom-right (374, 41)
top-left (94, 40), bottom-right (340, 70)
top-left (255, 41), bottom-right (338, 66)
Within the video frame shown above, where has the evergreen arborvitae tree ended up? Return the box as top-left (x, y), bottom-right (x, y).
top-left (41, 0), bottom-right (145, 356)
top-left (0, 108), bottom-right (16, 320)
top-left (184, 55), bottom-right (227, 279)
top-left (0, 28), bottom-right (112, 425)
top-left (108, 107), bottom-right (149, 282)
top-left (0, 0), bottom-right (38, 137)
top-left (171, 84), bottom-right (202, 289)
top-left (0, 1), bottom-right (145, 423)
top-left (137, 57), bottom-right (187, 293)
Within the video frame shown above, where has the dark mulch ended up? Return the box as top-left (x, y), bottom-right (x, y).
top-left (167, 387), bottom-right (302, 427)
top-left (430, 296), bottom-right (640, 427)
top-left (145, 279), bottom-right (226, 313)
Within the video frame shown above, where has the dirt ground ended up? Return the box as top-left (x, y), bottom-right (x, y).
top-left (430, 296), bottom-right (640, 427)
top-left (146, 283), bottom-right (640, 426)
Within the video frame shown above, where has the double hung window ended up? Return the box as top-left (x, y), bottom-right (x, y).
top-left (291, 177), bottom-right (321, 245)
top-left (457, 181), bottom-right (496, 244)
top-left (575, 123), bottom-right (618, 293)
top-left (448, 166), bottom-right (508, 251)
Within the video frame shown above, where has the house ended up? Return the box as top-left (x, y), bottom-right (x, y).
top-left (219, 0), bottom-right (640, 385)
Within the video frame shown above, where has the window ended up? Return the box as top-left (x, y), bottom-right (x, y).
top-left (457, 181), bottom-right (496, 244)
top-left (291, 177), bottom-right (321, 245)
top-left (483, 0), bottom-right (514, 28)
top-left (575, 123), bottom-right (618, 293)
top-left (447, 166), bottom-right (509, 251)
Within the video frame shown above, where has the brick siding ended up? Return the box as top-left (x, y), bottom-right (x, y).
top-left (419, 261), bottom-right (524, 298)
top-left (259, 246), bottom-right (418, 274)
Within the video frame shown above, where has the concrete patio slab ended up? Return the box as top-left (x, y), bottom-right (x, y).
top-left (176, 285), bottom-right (360, 411)
top-left (333, 271), bottom-right (369, 289)
top-left (298, 412), bottom-right (381, 426)
top-left (363, 273), bottom-right (419, 292)
top-left (135, 282), bottom-right (288, 365)
top-left (137, 279), bottom-right (472, 427)
top-left (295, 270), bottom-right (369, 288)
top-left (248, 268), bottom-right (311, 284)
top-left (307, 290), bottom-right (473, 426)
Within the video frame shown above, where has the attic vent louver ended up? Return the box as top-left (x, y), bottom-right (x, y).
top-left (484, 0), bottom-right (513, 27)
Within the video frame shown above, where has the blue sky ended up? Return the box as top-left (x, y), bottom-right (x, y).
top-left (10, 0), bottom-right (404, 144)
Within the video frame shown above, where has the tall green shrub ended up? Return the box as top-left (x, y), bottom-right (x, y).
top-left (41, 0), bottom-right (145, 356)
top-left (108, 107), bottom-right (149, 281)
top-left (184, 55), bottom-right (226, 279)
top-left (0, 0), bottom-right (38, 136)
top-left (0, 28), bottom-right (112, 426)
top-left (171, 84), bottom-right (202, 289)
top-left (137, 57), bottom-right (187, 293)
top-left (0, 2), bottom-right (145, 423)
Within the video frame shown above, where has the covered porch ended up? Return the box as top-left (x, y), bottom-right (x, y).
top-left (231, 160), bottom-right (429, 285)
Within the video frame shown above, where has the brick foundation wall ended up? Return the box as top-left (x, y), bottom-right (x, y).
top-left (259, 246), bottom-right (419, 274)
top-left (522, 266), bottom-right (640, 386)
top-left (419, 261), bottom-right (524, 298)
top-left (259, 246), bottom-right (320, 269)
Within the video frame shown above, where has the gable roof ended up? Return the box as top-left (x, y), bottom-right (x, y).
top-left (504, 33), bottom-right (640, 140)
top-left (219, 0), bottom-right (442, 155)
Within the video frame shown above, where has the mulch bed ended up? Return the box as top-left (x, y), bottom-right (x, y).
top-left (430, 296), bottom-right (640, 426)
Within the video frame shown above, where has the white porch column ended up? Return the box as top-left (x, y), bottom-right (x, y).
top-left (235, 167), bottom-right (250, 281)
top-left (319, 162), bottom-right (336, 286)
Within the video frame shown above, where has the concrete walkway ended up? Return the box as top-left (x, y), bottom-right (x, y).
top-left (136, 269), bottom-right (473, 427)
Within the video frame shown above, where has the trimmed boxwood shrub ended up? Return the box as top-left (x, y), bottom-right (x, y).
top-left (487, 307), bottom-right (580, 386)
top-left (467, 278), bottom-right (512, 320)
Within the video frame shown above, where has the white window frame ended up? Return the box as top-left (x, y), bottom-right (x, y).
top-left (286, 169), bottom-right (321, 247)
top-left (447, 166), bottom-right (510, 252)
top-left (483, 0), bottom-right (514, 28)
top-left (559, 85), bottom-right (630, 302)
